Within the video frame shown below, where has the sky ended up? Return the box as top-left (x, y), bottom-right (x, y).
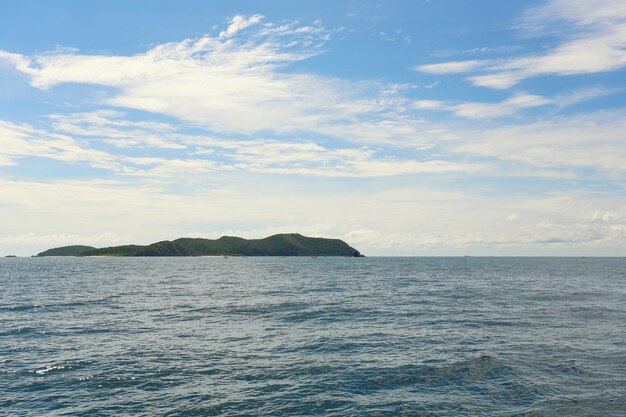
top-left (1, 0), bottom-right (626, 256)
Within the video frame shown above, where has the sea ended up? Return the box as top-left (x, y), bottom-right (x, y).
top-left (1, 257), bottom-right (624, 416)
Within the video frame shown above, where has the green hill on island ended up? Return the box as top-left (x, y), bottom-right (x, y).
top-left (36, 245), bottom-right (96, 257)
top-left (36, 234), bottom-right (364, 257)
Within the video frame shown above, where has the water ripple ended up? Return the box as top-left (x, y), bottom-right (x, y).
top-left (1, 256), bottom-right (624, 416)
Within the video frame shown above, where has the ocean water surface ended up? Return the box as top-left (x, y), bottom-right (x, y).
top-left (1, 257), bottom-right (624, 416)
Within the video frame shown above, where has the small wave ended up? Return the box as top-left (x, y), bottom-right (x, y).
top-left (0, 327), bottom-right (39, 336)
top-left (224, 301), bottom-right (311, 318)
top-left (185, 306), bottom-right (219, 314)
top-left (279, 305), bottom-right (380, 323)
top-left (551, 360), bottom-right (590, 376)
top-left (337, 355), bottom-right (515, 394)
top-left (28, 360), bottom-right (93, 378)
top-left (66, 326), bottom-right (114, 335)
top-left (77, 373), bottom-right (97, 382)
top-left (280, 338), bottom-right (376, 354)
top-left (441, 355), bottom-right (514, 382)
top-left (35, 365), bottom-right (67, 375)
top-left (0, 299), bottom-right (112, 312)
top-left (0, 304), bottom-right (45, 312)
top-left (569, 305), bottom-right (625, 320)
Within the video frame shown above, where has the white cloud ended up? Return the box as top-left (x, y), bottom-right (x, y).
top-left (521, 0), bottom-right (626, 32)
top-left (135, 138), bottom-right (481, 179)
top-left (553, 87), bottom-right (620, 108)
top-left (413, 99), bottom-right (446, 110)
top-left (0, 51), bottom-right (31, 73)
top-left (415, 0), bottom-right (626, 88)
top-left (451, 93), bottom-right (551, 119)
top-left (0, 119), bottom-right (124, 171)
top-left (453, 110), bottom-right (626, 174)
top-left (416, 59), bottom-right (489, 74)
top-left (0, 17), bottom-right (436, 146)
top-left (466, 72), bottom-right (523, 90)
top-left (48, 110), bottom-right (186, 150)
top-left (0, 20), bottom-right (331, 131)
top-left (432, 46), bottom-right (523, 58)
top-left (413, 93), bottom-right (551, 119)
top-left (413, 88), bottom-right (614, 120)
top-left (0, 154), bottom-right (15, 166)
top-left (1, 112), bottom-right (478, 179)
top-left (467, 30), bottom-right (626, 89)
top-left (219, 14), bottom-right (263, 39)
top-left (505, 213), bottom-right (519, 222)
top-left (591, 211), bottom-right (618, 223)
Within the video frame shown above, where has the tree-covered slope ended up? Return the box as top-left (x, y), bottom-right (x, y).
top-left (36, 245), bottom-right (96, 257)
top-left (82, 245), bottom-right (147, 257)
top-left (38, 234), bottom-right (364, 257)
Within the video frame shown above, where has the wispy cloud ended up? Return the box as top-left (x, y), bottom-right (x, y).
top-left (416, 59), bottom-right (490, 74)
top-left (453, 110), bottom-right (626, 174)
top-left (0, 119), bottom-right (124, 171)
top-left (413, 93), bottom-right (551, 119)
top-left (412, 87), bottom-right (617, 120)
top-left (219, 14), bottom-right (263, 39)
top-left (415, 0), bottom-right (626, 89)
top-left (0, 15), bottom-right (429, 146)
top-left (47, 110), bottom-right (185, 150)
top-left (3, 111), bottom-right (481, 179)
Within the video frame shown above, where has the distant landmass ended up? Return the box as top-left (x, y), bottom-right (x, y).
top-left (35, 245), bottom-right (96, 257)
top-left (36, 234), bottom-right (364, 257)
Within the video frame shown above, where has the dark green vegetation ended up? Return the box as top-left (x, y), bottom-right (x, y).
top-left (37, 234), bottom-right (364, 257)
top-left (36, 245), bottom-right (96, 257)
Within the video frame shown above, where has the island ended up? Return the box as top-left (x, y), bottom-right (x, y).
top-left (36, 233), bottom-right (364, 257)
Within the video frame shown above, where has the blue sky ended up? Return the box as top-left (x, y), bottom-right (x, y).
top-left (1, 0), bottom-right (625, 256)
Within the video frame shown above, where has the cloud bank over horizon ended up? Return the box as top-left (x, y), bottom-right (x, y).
top-left (1, 1), bottom-right (625, 256)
